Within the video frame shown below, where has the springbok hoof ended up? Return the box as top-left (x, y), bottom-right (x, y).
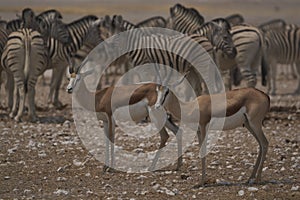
top-left (103, 165), bottom-right (115, 173)
top-left (9, 112), bottom-right (14, 119)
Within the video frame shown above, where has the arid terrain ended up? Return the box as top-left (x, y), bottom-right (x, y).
top-left (0, 0), bottom-right (300, 199)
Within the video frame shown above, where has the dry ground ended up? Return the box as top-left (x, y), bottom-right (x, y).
top-left (0, 73), bottom-right (299, 200)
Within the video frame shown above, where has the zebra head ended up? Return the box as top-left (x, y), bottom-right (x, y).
top-left (21, 8), bottom-right (38, 30)
top-left (96, 15), bottom-right (113, 40)
top-left (169, 3), bottom-right (204, 33)
top-left (112, 15), bottom-right (125, 35)
top-left (36, 10), bottom-right (71, 44)
top-left (210, 19), bottom-right (237, 59)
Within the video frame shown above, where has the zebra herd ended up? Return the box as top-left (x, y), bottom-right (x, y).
top-left (0, 3), bottom-right (299, 121)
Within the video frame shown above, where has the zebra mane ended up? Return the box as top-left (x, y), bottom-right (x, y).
top-left (258, 19), bottom-right (287, 32)
top-left (36, 9), bottom-right (63, 21)
top-left (212, 18), bottom-right (232, 30)
top-left (136, 16), bottom-right (167, 28)
top-left (6, 18), bottom-right (22, 33)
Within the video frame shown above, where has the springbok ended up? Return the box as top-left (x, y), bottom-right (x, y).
top-left (154, 74), bottom-right (270, 186)
top-left (66, 62), bottom-right (188, 171)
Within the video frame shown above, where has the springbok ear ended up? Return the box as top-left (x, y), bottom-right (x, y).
top-left (81, 68), bottom-right (95, 77)
top-left (154, 65), bottom-right (162, 84)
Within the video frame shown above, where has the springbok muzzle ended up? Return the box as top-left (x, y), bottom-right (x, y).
top-left (66, 73), bottom-right (78, 93)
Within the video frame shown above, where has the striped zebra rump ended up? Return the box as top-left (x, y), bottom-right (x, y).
top-left (1, 28), bottom-right (47, 121)
top-left (262, 26), bottom-right (300, 94)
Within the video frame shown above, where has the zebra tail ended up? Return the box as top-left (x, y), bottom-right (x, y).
top-left (261, 55), bottom-right (268, 86)
top-left (24, 33), bottom-right (31, 92)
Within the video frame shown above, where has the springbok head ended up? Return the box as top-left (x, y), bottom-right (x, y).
top-left (154, 68), bottom-right (189, 109)
top-left (66, 58), bottom-right (93, 93)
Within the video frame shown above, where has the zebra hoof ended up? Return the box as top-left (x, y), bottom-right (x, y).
top-left (29, 115), bottom-right (38, 123)
top-left (52, 101), bottom-right (67, 110)
top-left (14, 116), bottom-right (22, 122)
top-left (247, 178), bottom-right (256, 185)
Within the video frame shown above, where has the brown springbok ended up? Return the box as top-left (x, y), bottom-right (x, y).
top-left (154, 78), bottom-right (270, 186)
top-left (66, 65), bottom-right (187, 171)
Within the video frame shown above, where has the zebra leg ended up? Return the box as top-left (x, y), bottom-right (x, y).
top-left (294, 61), bottom-right (300, 93)
top-left (221, 69), bottom-right (231, 91)
top-left (5, 72), bottom-right (14, 110)
top-left (53, 66), bottom-right (66, 108)
top-left (48, 66), bottom-right (65, 108)
top-left (14, 84), bottom-right (26, 122)
top-left (268, 61), bottom-right (277, 95)
top-left (27, 83), bottom-right (38, 122)
top-left (9, 83), bottom-right (19, 118)
top-left (240, 68), bottom-right (257, 88)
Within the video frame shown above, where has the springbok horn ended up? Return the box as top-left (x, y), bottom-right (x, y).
top-left (171, 70), bottom-right (190, 87)
top-left (154, 64), bottom-right (162, 84)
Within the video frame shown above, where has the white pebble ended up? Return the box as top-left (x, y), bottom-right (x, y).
top-left (291, 186), bottom-right (299, 191)
top-left (248, 187), bottom-right (258, 192)
top-left (238, 190), bottom-right (245, 196)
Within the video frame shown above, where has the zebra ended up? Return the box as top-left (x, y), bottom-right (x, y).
top-left (261, 25), bottom-right (300, 95)
top-left (1, 28), bottom-right (48, 121)
top-left (46, 15), bottom-right (101, 108)
top-left (258, 19), bottom-right (297, 81)
top-left (168, 5), bottom-right (264, 89)
top-left (212, 19), bottom-right (265, 89)
top-left (1, 8), bottom-right (70, 121)
top-left (168, 3), bottom-right (205, 34)
top-left (92, 16), bottom-right (236, 98)
top-left (3, 8), bottom-right (68, 110)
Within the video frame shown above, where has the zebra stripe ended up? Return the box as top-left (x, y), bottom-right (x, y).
top-left (1, 28), bottom-right (48, 121)
top-left (262, 25), bottom-right (300, 94)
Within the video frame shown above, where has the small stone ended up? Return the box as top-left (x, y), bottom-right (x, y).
top-left (238, 190), bottom-right (245, 196)
top-left (4, 176), bottom-right (10, 180)
top-left (291, 186), bottom-right (299, 191)
top-left (152, 183), bottom-right (160, 190)
top-left (73, 159), bottom-right (83, 167)
top-left (63, 120), bottom-right (71, 128)
top-left (248, 187), bottom-right (258, 192)
top-left (57, 167), bottom-right (64, 172)
top-left (53, 189), bottom-right (69, 195)
top-left (192, 194), bottom-right (197, 198)
top-left (165, 189), bottom-right (175, 196)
